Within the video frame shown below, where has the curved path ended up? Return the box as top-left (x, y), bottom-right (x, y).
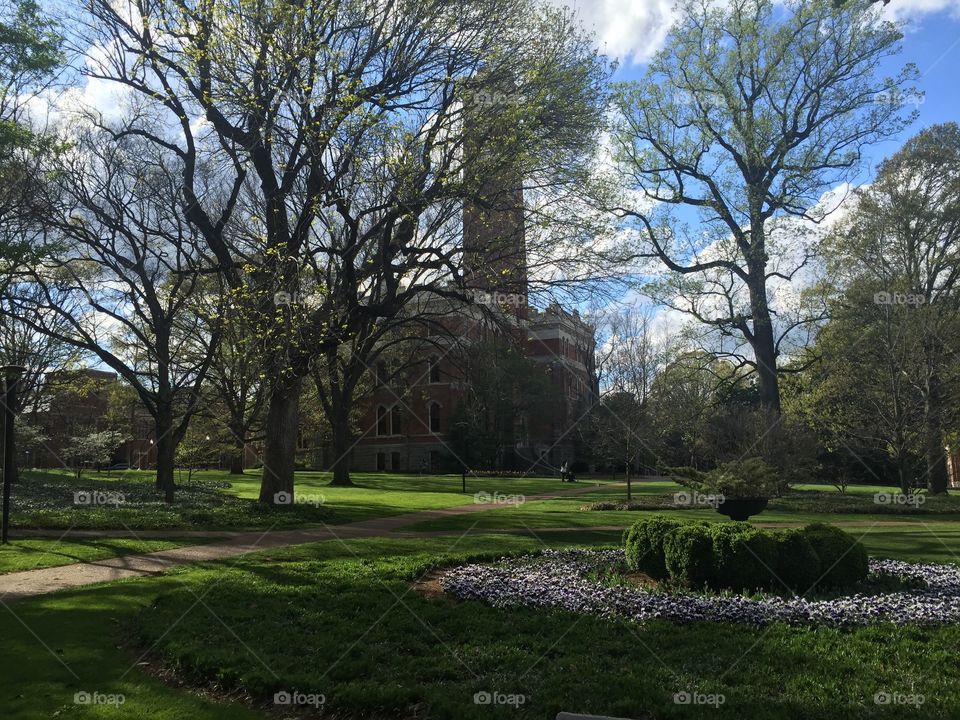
top-left (0, 482), bottom-right (615, 602)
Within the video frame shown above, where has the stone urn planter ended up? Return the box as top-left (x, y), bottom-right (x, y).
top-left (715, 497), bottom-right (769, 521)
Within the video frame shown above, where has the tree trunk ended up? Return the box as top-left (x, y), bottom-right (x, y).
top-left (228, 419), bottom-right (246, 475)
top-left (228, 449), bottom-right (245, 475)
top-left (924, 366), bottom-right (948, 494)
top-left (746, 271), bottom-right (781, 415)
top-left (897, 455), bottom-right (910, 496)
top-left (329, 398), bottom-right (354, 487)
top-left (155, 407), bottom-right (176, 503)
top-left (258, 375), bottom-right (301, 503)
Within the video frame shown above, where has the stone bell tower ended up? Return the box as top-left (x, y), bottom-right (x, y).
top-left (460, 80), bottom-right (529, 318)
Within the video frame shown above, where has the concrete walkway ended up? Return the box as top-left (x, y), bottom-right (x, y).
top-left (0, 482), bottom-right (613, 602)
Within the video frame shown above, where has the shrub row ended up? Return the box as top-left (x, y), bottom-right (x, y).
top-left (623, 516), bottom-right (868, 593)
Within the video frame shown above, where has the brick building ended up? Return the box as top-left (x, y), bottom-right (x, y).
top-left (26, 368), bottom-right (156, 469)
top-left (350, 175), bottom-right (598, 474)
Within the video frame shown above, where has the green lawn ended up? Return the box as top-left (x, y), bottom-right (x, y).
top-left (221, 470), bottom-right (603, 523)
top-left (4, 531), bottom-right (960, 719)
top-left (0, 537), bottom-right (213, 574)
top-left (10, 468), bottom-right (593, 531)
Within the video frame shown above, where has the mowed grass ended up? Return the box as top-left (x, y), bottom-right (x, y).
top-left (222, 470), bottom-right (601, 524)
top-left (12, 468), bottom-right (595, 530)
top-left (3, 475), bottom-right (960, 719)
top-left (8, 533), bottom-right (951, 720)
top-left (0, 537), bottom-right (212, 574)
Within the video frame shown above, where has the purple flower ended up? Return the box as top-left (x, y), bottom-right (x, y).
top-left (439, 550), bottom-right (960, 628)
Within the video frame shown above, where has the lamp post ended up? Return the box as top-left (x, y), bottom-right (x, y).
top-left (1, 365), bottom-right (25, 544)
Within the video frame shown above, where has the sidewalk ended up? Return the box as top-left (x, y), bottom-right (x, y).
top-left (0, 482), bottom-right (613, 602)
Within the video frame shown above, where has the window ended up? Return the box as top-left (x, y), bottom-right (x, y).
top-left (391, 405), bottom-right (403, 436)
top-left (429, 355), bottom-right (441, 383)
top-left (376, 452), bottom-right (386, 471)
top-left (376, 405), bottom-right (388, 436)
top-left (429, 402), bottom-right (441, 433)
top-left (391, 451), bottom-right (402, 471)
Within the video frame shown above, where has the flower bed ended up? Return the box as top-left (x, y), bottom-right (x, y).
top-left (439, 550), bottom-right (960, 628)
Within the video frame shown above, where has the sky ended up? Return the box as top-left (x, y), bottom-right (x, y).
top-left (552, 0), bottom-right (960, 342)
top-left (566, 0), bottom-right (960, 175)
top-left (47, 0), bottom-right (960, 349)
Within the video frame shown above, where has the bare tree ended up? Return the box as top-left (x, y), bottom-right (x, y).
top-left (73, 0), bottom-right (612, 498)
top-left (5, 127), bottom-right (218, 501)
top-left (610, 0), bottom-right (916, 414)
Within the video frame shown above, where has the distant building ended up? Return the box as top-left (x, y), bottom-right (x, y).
top-left (26, 368), bottom-right (155, 469)
top-left (350, 170), bottom-right (597, 474)
top-left (948, 446), bottom-right (960, 489)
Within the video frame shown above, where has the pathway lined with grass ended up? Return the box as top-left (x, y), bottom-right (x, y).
top-left (0, 482), bottom-right (615, 601)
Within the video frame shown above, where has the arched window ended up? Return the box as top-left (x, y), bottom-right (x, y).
top-left (376, 405), bottom-right (388, 436)
top-left (429, 402), bottom-right (441, 433)
top-left (391, 405), bottom-right (402, 436)
top-left (429, 355), bottom-right (441, 383)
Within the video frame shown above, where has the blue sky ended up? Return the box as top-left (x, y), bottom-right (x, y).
top-left (571, 0), bottom-right (960, 175)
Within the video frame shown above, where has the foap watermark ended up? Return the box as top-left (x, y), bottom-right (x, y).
top-left (673, 690), bottom-right (725, 707)
top-left (273, 491), bottom-right (326, 507)
top-left (873, 89), bottom-right (925, 108)
top-left (873, 291), bottom-right (926, 306)
top-left (874, 686), bottom-right (925, 706)
top-left (874, 492), bottom-right (925, 508)
top-left (464, 90), bottom-right (527, 109)
top-left (466, 289), bottom-right (527, 307)
top-left (74, 490), bottom-right (125, 506)
top-left (74, 691), bottom-right (125, 706)
top-left (673, 490), bottom-right (724, 508)
top-left (273, 290), bottom-right (322, 308)
top-left (473, 491), bottom-right (526, 506)
top-left (473, 690), bottom-right (526, 707)
top-left (273, 690), bottom-right (326, 707)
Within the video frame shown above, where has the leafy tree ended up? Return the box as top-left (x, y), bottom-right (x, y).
top-left (61, 428), bottom-right (127, 480)
top-left (589, 309), bottom-right (660, 494)
top-left (610, 0), bottom-right (916, 415)
top-left (7, 129), bottom-right (219, 501)
top-left (788, 281), bottom-right (928, 494)
top-left (821, 123), bottom-right (960, 493)
top-left (79, 0), bottom-right (611, 499)
top-left (199, 297), bottom-right (266, 475)
top-left (0, 0), bottom-right (62, 283)
top-left (447, 335), bottom-right (555, 471)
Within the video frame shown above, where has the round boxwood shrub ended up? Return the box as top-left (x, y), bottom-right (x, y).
top-left (710, 523), bottom-right (779, 592)
top-left (664, 524), bottom-right (714, 589)
top-left (775, 529), bottom-right (822, 594)
top-left (624, 515), bottom-right (683, 579)
top-left (800, 523), bottom-right (868, 590)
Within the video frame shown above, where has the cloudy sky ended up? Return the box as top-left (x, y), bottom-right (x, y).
top-left (566, 0), bottom-right (960, 172)
top-left (564, 0), bottom-right (960, 343)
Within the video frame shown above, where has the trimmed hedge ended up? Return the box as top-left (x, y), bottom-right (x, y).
top-left (710, 523), bottom-right (778, 592)
top-left (800, 522), bottom-right (869, 590)
top-left (624, 516), bottom-right (869, 594)
top-left (775, 529), bottom-right (822, 593)
top-left (623, 515), bottom-right (683, 580)
top-left (664, 525), bottom-right (714, 589)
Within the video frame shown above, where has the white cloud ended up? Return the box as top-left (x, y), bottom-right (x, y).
top-left (557, 0), bottom-right (960, 69)
top-left (881, 0), bottom-right (960, 24)
top-left (555, 0), bottom-right (677, 65)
